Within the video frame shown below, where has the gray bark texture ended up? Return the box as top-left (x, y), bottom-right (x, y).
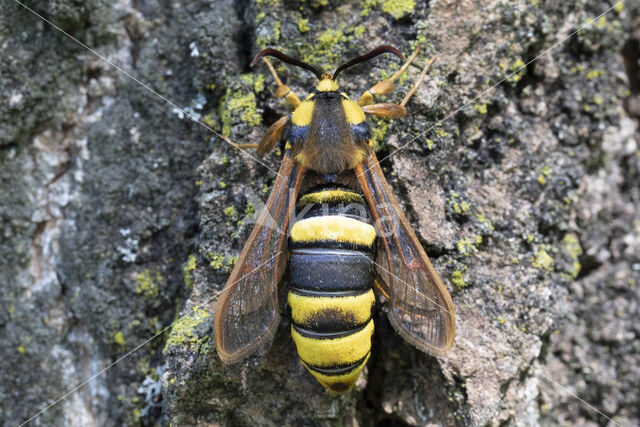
top-left (1, 0), bottom-right (639, 425)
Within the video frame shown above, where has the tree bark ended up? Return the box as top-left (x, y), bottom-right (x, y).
top-left (1, 1), bottom-right (638, 425)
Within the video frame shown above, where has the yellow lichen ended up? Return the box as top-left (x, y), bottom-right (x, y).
top-left (507, 58), bottom-right (526, 83)
top-left (224, 205), bottom-right (237, 219)
top-left (562, 234), bottom-right (583, 279)
top-left (449, 193), bottom-right (471, 215)
top-left (182, 254), bottom-right (197, 290)
top-left (537, 165), bottom-right (551, 185)
top-left (136, 270), bottom-right (161, 299)
top-left (474, 102), bottom-right (488, 115)
top-left (163, 306), bottom-right (211, 353)
top-left (587, 69), bottom-right (602, 80)
top-left (531, 248), bottom-right (554, 271)
top-left (114, 331), bottom-right (126, 346)
top-left (306, 29), bottom-right (345, 70)
top-left (381, 0), bottom-right (415, 19)
top-left (476, 213), bottom-right (495, 231)
top-left (451, 270), bottom-right (467, 289)
top-left (297, 18), bottom-right (310, 33)
top-left (457, 235), bottom-right (482, 256)
top-left (360, 0), bottom-right (378, 17)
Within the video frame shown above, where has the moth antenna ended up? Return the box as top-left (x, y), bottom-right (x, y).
top-left (333, 45), bottom-right (405, 80)
top-left (251, 48), bottom-right (323, 80)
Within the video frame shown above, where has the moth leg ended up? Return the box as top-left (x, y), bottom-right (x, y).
top-left (220, 115), bottom-right (288, 156)
top-left (219, 134), bottom-right (258, 150)
top-left (362, 103), bottom-right (407, 119)
top-left (263, 57), bottom-right (301, 109)
top-left (400, 56), bottom-right (436, 107)
top-left (360, 56), bottom-right (437, 119)
top-left (357, 43), bottom-right (423, 106)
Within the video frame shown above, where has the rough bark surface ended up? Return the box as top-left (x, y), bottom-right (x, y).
top-left (1, 1), bottom-right (639, 426)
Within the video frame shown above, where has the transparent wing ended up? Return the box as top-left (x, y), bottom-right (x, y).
top-left (356, 151), bottom-right (455, 356)
top-left (214, 151), bottom-right (304, 363)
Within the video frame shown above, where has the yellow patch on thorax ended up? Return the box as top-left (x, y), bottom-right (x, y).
top-left (316, 78), bottom-right (339, 92)
top-left (288, 289), bottom-right (374, 328)
top-left (291, 101), bottom-right (314, 126)
top-left (298, 189), bottom-right (364, 206)
top-left (342, 99), bottom-right (365, 124)
top-left (348, 149), bottom-right (366, 169)
top-left (290, 216), bottom-right (376, 246)
top-left (291, 320), bottom-right (374, 367)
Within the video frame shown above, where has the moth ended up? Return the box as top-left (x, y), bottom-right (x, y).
top-left (214, 45), bottom-right (455, 393)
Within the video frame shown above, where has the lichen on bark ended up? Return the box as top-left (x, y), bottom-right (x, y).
top-left (1, 1), bottom-right (639, 426)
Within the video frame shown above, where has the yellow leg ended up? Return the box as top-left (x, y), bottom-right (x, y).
top-left (360, 55), bottom-right (437, 119)
top-left (220, 115), bottom-right (288, 156)
top-left (219, 134), bottom-right (258, 150)
top-left (263, 58), bottom-right (301, 108)
top-left (357, 43), bottom-right (424, 106)
top-left (400, 56), bottom-right (436, 107)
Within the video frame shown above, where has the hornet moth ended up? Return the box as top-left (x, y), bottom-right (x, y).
top-left (214, 44), bottom-right (456, 393)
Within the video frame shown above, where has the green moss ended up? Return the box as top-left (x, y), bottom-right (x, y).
top-left (182, 254), bottom-right (197, 291)
top-left (531, 248), bottom-right (554, 271)
top-left (135, 269), bottom-right (161, 299)
top-left (451, 270), bottom-right (467, 289)
top-left (297, 18), bottom-right (310, 33)
top-left (381, 0), bottom-right (415, 19)
top-left (163, 306), bottom-right (211, 353)
top-left (114, 331), bottom-right (126, 346)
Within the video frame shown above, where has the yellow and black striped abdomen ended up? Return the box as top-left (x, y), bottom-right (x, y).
top-left (287, 185), bottom-right (376, 393)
